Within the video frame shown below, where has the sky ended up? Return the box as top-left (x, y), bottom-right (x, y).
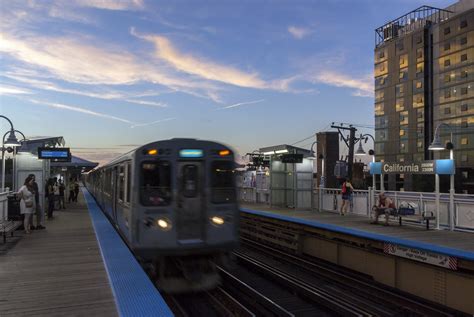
top-left (0, 0), bottom-right (456, 165)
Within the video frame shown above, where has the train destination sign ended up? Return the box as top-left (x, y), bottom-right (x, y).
top-left (38, 147), bottom-right (71, 162)
top-left (370, 159), bottom-right (455, 175)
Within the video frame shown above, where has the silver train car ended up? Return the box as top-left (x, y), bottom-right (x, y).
top-left (85, 138), bottom-right (239, 292)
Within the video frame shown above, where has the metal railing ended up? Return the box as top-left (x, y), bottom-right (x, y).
top-left (238, 186), bottom-right (474, 232)
top-left (0, 188), bottom-right (10, 222)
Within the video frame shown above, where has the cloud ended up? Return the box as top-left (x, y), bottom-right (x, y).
top-left (125, 99), bottom-right (168, 108)
top-left (288, 26), bottom-right (311, 39)
top-left (134, 31), bottom-right (268, 89)
top-left (0, 84), bottom-right (33, 95)
top-left (311, 71), bottom-right (373, 97)
top-left (74, 0), bottom-right (144, 11)
top-left (130, 117), bottom-right (177, 128)
top-left (218, 99), bottom-right (265, 110)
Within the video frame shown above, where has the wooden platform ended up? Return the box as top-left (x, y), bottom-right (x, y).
top-left (241, 203), bottom-right (474, 253)
top-left (0, 192), bottom-right (117, 316)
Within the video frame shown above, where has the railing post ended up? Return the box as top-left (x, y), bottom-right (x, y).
top-left (318, 188), bottom-right (323, 212)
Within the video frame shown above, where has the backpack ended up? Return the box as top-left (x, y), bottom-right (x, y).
top-left (342, 182), bottom-right (347, 194)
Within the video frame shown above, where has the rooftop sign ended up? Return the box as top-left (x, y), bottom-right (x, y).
top-left (370, 160), bottom-right (454, 175)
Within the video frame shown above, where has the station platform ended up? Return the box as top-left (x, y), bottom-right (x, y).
top-left (0, 188), bottom-right (172, 316)
top-left (240, 203), bottom-right (474, 314)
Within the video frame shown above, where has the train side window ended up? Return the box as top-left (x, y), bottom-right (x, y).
top-left (181, 165), bottom-right (198, 198)
top-left (126, 162), bottom-right (131, 203)
top-left (210, 161), bottom-right (236, 204)
top-left (140, 161), bottom-right (171, 206)
top-left (118, 165), bottom-right (125, 202)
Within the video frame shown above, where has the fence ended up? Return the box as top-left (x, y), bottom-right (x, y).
top-left (0, 189), bottom-right (10, 223)
top-left (238, 186), bottom-right (474, 232)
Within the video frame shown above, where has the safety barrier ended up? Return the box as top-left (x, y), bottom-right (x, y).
top-left (238, 186), bottom-right (474, 232)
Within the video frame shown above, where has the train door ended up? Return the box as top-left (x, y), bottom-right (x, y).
top-left (177, 162), bottom-right (204, 243)
top-left (111, 166), bottom-right (118, 223)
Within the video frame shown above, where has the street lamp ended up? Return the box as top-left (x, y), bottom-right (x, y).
top-left (1, 116), bottom-right (21, 191)
top-left (429, 123), bottom-right (455, 231)
top-left (309, 141), bottom-right (325, 186)
top-left (355, 133), bottom-right (376, 211)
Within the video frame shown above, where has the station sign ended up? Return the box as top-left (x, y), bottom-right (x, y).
top-left (384, 243), bottom-right (457, 270)
top-left (38, 147), bottom-right (71, 162)
top-left (370, 160), bottom-right (454, 175)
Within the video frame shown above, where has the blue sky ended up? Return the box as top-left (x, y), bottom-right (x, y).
top-left (0, 0), bottom-right (455, 164)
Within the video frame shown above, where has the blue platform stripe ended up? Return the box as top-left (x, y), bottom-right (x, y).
top-left (82, 188), bottom-right (173, 317)
top-left (370, 162), bottom-right (382, 175)
top-left (435, 159), bottom-right (455, 175)
top-left (240, 207), bottom-right (474, 261)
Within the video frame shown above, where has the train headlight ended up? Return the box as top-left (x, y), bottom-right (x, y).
top-left (211, 216), bottom-right (225, 226)
top-left (157, 218), bottom-right (171, 230)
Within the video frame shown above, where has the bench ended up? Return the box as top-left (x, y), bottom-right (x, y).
top-left (392, 208), bottom-right (436, 230)
top-left (0, 220), bottom-right (22, 243)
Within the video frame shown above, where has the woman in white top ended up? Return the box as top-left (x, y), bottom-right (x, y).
top-left (17, 175), bottom-right (36, 233)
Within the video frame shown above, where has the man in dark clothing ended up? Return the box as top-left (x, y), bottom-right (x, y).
top-left (73, 180), bottom-right (80, 202)
top-left (46, 178), bottom-right (55, 219)
top-left (28, 174), bottom-right (46, 230)
top-left (58, 180), bottom-right (66, 209)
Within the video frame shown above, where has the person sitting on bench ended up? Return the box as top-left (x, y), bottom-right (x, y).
top-left (371, 192), bottom-right (396, 226)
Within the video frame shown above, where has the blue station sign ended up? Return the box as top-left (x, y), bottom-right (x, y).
top-left (370, 160), bottom-right (454, 175)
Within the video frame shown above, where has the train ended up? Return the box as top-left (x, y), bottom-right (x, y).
top-left (85, 138), bottom-right (239, 292)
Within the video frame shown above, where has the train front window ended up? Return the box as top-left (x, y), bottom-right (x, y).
top-left (140, 161), bottom-right (171, 206)
top-left (182, 165), bottom-right (198, 198)
top-left (211, 161), bottom-right (235, 204)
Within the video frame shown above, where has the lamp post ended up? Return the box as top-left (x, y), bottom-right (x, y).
top-left (309, 141), bottom-right (325, 211)
top-left (355, 133), bottom-right (376, 213)
top-left (1, 116), bottom-right (21, 191)
top-left (428, 123), bottom-right (455, 231)
top-left (3, 130), bottom-right (26, 191)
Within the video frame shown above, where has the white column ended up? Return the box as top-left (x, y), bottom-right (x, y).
top-left (449, 149), bottom-right (455, 231)
top-left (435, 173), bottom-right (440, 230)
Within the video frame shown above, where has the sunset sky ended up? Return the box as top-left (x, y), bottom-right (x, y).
top-left (0, 0), bottom-right (454, 165)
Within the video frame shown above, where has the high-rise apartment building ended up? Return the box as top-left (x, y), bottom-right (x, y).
top-left (374, 1), bottom-right (474, 193)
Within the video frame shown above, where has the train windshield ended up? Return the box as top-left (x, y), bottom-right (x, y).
top-left (140, 161), bottom-right (171, 206)
top-left (211, 161), bottom-right (235, 204)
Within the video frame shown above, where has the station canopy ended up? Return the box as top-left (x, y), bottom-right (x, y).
top-left (259, 144), bottom-right (312, 156)
top-left (51, 155), bottom-right (98, 173)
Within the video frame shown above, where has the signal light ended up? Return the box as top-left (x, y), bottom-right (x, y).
top-left (219, 150), bottom-right (230, 156)
top-left (148, 149), bottom-right (158, 155)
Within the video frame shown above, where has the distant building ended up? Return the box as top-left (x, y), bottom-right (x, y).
top-left (374, 1), bottom-right (474, 193)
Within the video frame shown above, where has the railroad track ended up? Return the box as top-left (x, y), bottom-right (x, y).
top-left (239, 237), bottom-right (467, 317)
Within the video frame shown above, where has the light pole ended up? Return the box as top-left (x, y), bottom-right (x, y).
top-left (309, 141), bottom-right (325, 211)
top-left (355, 133), bottom-right (376, 213)
top-left (1, 116), bottom-right (21, 191)
top-left (428, 123), bottom-right (455, 231)
top-left (3, 130), bottom-right (26, 191)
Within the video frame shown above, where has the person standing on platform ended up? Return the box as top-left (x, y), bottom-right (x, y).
top-left (73, 179), bottom-right (80, 202)
top-left (68, 178), bottom-right (75, 203)
top-left (46, 178), bottom-right (55, 219)
top-left (17, 175), bottom-right (36, 233)
top-left (339, 178), bottom-right (353, 215)
top-left (58, 179), bottom-right (66, 209)
top-left (29, 174), bottom-right (45, 230)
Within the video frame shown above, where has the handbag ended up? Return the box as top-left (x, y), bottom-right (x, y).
top-left (24, 198), bottom-right (34, 208)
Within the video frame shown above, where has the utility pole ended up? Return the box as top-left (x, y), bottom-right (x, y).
top-left (331, 124), bottom-right (357, 180)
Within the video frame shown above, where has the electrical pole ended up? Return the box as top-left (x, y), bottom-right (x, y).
top-left (331, 124), bottom-right (357, 180)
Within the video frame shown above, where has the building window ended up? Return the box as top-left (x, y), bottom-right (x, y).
top-left (461, 54), bottom-right (467, 62)
top-left (416, 63), bottom-right (424, 74)
top-left (444, 42), bottom-right (451, 51)
top-left (417, 109), bottom-right (424, 119)
top-left (461, 137), bottom-right (468, 145)
top-left (444, 59), bottom-right (451, 67)
top-left (379, 51), bottom-right (385, 59)
top-left (399, 129), bottom-right (405, 136)
top-left (416, 36), bottom-right (422, 44)
top-left (417, 141), bottom-right (423, 148)
top-left (461, 87), bottom-right (468, 95)
top-left (375, 103), bottom-right (384, 116)
top-left (444, 107), bottom-right (451, 114)
top-left (444, 27), bottom-right (450, 35)
top-left (399, 69), bottom-right (407, 81)
top-left (416, 81), bottom-right (423, 89)
top-left (400, 111), bottom-right (408, 125)
top-left (396, 98), bottom-right (404, 112)
top-left (461, 103), bottom-right (468, 111)
top-left (375, 90), bottom-right (384, 102)
top-left (444, 74), bottom-right (451, 83)
top-left (460, 37), bottom-right (467, 45)
top-left (461, 154), bottom-right (468, 162)
top-left (460, 20), bottom-right (467, 29)
top-left (445, 89), bottom-right (451, 98)
top-left (462, 171), bottom-right (468, 179)
top-left (396, 83), bottom-right (404, 96)
top-left (416, 48), bottom-right (423, 60)
top-left (461, 70), bottom-right (468, 78)
top-left (461, 119), bottom-right (468, 128)
top-left (396, 41), bottom-right (404, 51)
